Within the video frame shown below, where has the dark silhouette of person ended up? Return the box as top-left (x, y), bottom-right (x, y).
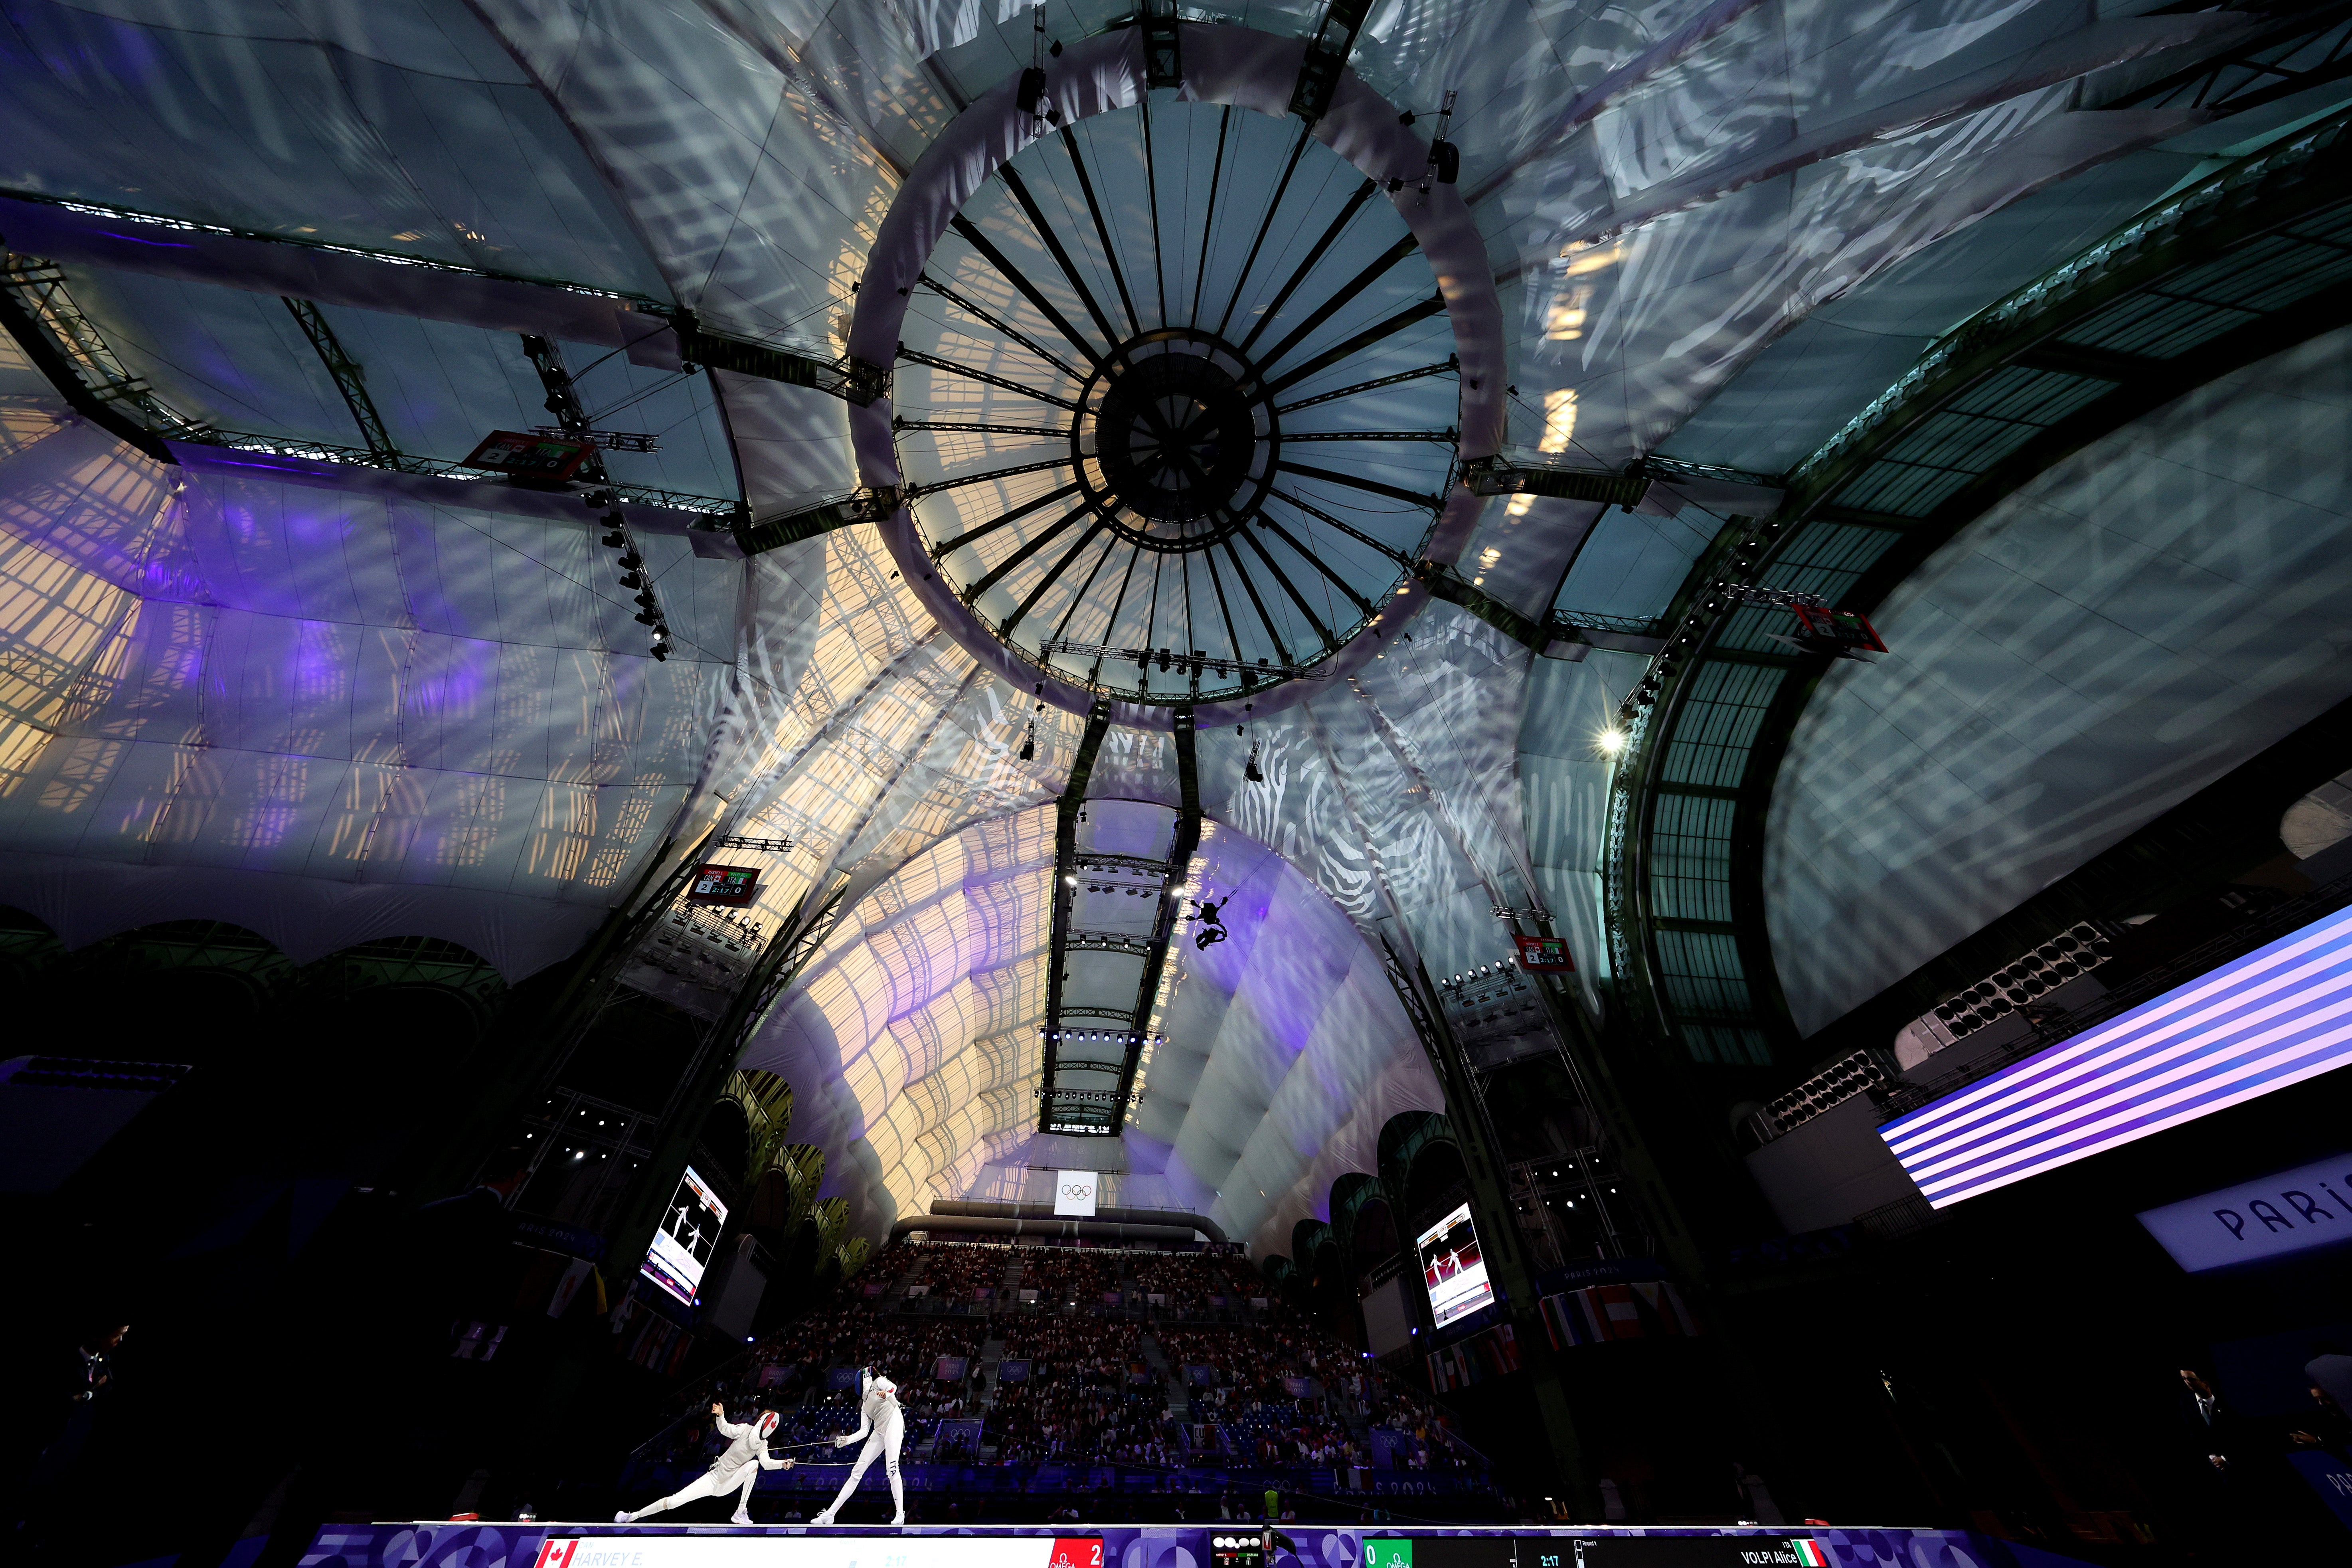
top-left (1192, 896), bottom-right (1228, 950)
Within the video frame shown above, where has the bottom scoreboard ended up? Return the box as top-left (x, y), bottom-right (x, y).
top-left (536, 1538), bottom-right (1108, 1568)
top-left (1366, 1538), bottom-right (1829, 1568)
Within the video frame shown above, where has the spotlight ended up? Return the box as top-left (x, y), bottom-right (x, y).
top-left (1597, 728), bottom-right (1627, 755)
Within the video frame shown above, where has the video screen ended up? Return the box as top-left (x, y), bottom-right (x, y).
top-left (1415, 1202), bottom-right (1492, 1329)
top-left (641, 1165), bottom-right (727, 1307)
top-left (1882, 901), bottom-right (2352, 1209)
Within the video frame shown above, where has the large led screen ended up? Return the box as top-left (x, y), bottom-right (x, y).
top-left (1881, 902), bottom-right (2352, 1208)
top-left (642, 1165), bottom-right (727, 1307)
top-left (1416, 1202), bottom-right (1491, 1329)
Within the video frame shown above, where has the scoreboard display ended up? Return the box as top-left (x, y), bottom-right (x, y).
top-left (1366, 1540), bottom-right (1829, 1568)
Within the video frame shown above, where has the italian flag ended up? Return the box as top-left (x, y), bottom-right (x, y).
top-left (1792, 1541), bottom-right (1831, 1567)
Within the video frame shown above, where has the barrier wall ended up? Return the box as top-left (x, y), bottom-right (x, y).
top-left (296, 1521), bottom-right (2094, 1568)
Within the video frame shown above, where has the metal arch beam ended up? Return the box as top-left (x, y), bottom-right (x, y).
top-left (1248, 233), bottom-right (1423, 382)
top-left (1267, 485), bottom-right (1414, 566)
top-left (281, 297), bottom-right (402, 464)
top-left (994, 166), bottom-right (1124, 357)
top-left (997, 514), bottom-right (1113, 639)
top-left (904, 456), bottom-right (1075, 500)
top-left (0, 257), bottom-right (181, 459)
top-left (1038, 701), bottom-right (1115, 1130)
top-left (1202, 548), bottom-right (1253, 680)
top-left (1190, 108), bottom-right (1235, 330)
top-left (897, 345), bottom-right (1081, 409)
top-left (1237, 524), bottom-right (1340, 654)
top-left (1215, 124), bottom-right (1314, 341)
top-left (1254, 512), bottom-right (1380, 622)
top-left (1261, 294), bottom-right (1451, 400)
top-left (894, 420), bottom-right (1067, 439)
top-left (1604, 108), bottom-right (2352, 1086)
top-left (948, 214), bottom-right (1108, 372)
top-left (0, 190), bottom-right (884, 405)
top-left (1273, 356), bottom-right (1458, 415)
top-left (1236, 177), bottom-right (1382, 357)
top-left (964, 502), bottom-right (1094, 599)
top-left (926, 479), bottom-right (1084, 559)
top-left (917, 273), bottom-right (1090, 384)
top-left (1277, 458), bottom-right (1444, 511)
top-left (1287, 698), bottom-right (1599, 1513)
top-left (1059, 126), bottom-right (1139, 340)
top-left (0, 270), bottom-right (738, 524)
top-left (1280, 428), bottom-right (1457, 446)
top-left (1220, 537), bottom-right (1298, 668)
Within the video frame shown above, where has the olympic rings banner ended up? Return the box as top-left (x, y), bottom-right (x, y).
top-left (1054, 1171), bottom-right (1098, 1217)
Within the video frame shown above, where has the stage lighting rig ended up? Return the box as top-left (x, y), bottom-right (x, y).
top-left (714, 834), bottom-right (792, 854)
top-left (1039, 639), bottom-right (1331, 684)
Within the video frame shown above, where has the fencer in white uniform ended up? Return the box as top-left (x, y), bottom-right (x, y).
top-left (812, 1368), bottom-right (904, 1525)
top-left (617, 1402), bottom-right (794, 1525)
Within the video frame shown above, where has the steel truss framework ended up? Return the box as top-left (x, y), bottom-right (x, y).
top-left (1035, 704), bottom-right (1201, 1135)
top-left (0, 188), bottom-right (887, 404)
top-left (0, 255), bottom-right (744, 525)
top-left (1603, 107), bottom-right (2352, 1076)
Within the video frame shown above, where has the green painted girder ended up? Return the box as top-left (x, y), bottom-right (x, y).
top-left (1604, 105), bottom-right (2352, 1073)
top-left (1038, 701), bottom-right (1115, 1130)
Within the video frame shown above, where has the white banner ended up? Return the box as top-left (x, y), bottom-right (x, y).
top-left (1053, 1170), bottom-right (1099, 1216)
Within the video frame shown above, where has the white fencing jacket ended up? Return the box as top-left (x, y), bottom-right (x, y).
top-left (708, 1411), bottom-right (787, 1483)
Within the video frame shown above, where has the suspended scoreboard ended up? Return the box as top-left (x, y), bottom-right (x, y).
top-left (686, 864), bottom-right (761, 907)
top-left (1514, 934), bottom-right (1574, 973)
top-left (462, 428), bottom-right (597, 482)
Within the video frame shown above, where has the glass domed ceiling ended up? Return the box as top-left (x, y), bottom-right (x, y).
top-left (893, 99), bottom-right (1461, 707)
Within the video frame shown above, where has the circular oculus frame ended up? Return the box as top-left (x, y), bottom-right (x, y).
top-left (846, 25), bottom-right (1507, 730)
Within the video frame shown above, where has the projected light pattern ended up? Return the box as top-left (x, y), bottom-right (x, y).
top-left (1881, 902), bottom-right (2352, 1207)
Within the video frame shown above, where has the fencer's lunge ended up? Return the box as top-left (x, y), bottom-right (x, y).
top-left (616, 1402), bottom-right (794, 1525)
top-left (812, 1367), bottom-right (904, 1525)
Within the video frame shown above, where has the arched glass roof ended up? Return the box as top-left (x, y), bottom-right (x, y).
top-left (4, 0), bottom-right (2345, 1256)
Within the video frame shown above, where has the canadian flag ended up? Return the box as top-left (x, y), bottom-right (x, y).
top-left (533, 1542), bottom-right (579, 1568)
